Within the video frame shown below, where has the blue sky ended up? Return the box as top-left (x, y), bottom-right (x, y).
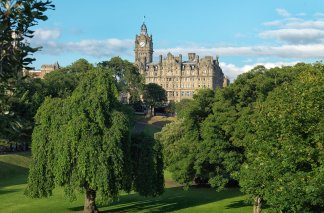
top-left (30, 0), bottom-right (324, 80)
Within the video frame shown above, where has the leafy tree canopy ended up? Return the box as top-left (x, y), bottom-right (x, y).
top-left (239, 64), bottom-right (324, 212)
top-left (0, 0), bottom-right (54, 145)
top-left (98, 57), bottom-right (143, 103)
top-left (26, 68), bottom-right (164, 212)
top-left (142, 83), bottom-right (167, 116)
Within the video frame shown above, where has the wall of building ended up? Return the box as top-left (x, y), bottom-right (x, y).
top-left (134, 23), bottom-right (227, 102)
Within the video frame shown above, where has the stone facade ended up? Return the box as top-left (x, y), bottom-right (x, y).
top-left (24, 62), bottom-right (60, 79)
top-left (134, 22), bottom-right (227, 102)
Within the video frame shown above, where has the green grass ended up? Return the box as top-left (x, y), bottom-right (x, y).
top-left (134, 115), bottom-right (176, 137)
top-left (0, 152), bottom-right (252, 212)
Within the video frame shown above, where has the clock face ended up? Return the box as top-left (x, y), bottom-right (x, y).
top-left (139, 41), bottom-right (146, 47)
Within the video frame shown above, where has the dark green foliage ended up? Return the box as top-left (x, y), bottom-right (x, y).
top-left (0, 0), bottom-right (54, 79)
top-left (156, 119), bottom-right (195, 187)
top-left (26, 69), bottom-right (131, 202)
top-left (156, 89), bottom-right (216, 187)
top-left (175, 99), bottom-right (193, 118)
top-left (26, 68), bottom-right (164, 209)
top-left (143, 83), bottom-right (167, 115)
top-left (98, 57), bottom-right (144, 103)
top-left (159, 62), bottom-right (323, 212)
top-left (0, 0), bottom-right (54, 145)
top-left (43, 69), bottom-right (80, 98)
top-left (0, 78), bottom-right (47, 143)
top-left (68, 58), bottom-right (94, 73)
top-left (131, 133), bottom-right (164, 196)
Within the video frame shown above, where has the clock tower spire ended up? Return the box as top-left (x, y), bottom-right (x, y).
top-left (135, 19), bottom-right (153, 70)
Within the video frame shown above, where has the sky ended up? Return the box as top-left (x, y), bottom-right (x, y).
top-left (29, 0), bottom-right (324, 81)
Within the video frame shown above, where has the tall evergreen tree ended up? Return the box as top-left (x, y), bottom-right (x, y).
top-left (0, 0), bottom-right (54, 145)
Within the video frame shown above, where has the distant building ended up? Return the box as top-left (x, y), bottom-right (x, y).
top-left (24, 62), bottom-right (60, 79)
top-left (134, 22), bottom-right (229, 102)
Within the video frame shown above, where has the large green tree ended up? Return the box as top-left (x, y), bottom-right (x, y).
top-left (0, 0), bottom-right (54, 145)
top-left (156, 89), bottom-right (216, 186)
top-left (238, 64), bottom-right (324, 212)
top-left (98, 57), bottom-right (143, 103)
top-left (25, 68), bottom-right (164, 212)
top-left (131, 133), bottom-right (164, 196)
top-left (142, 83), bottom-right (167, 117)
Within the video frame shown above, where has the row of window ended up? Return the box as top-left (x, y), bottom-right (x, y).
top-left (167, 91), bottom-right (194, 97)
top-left (145, 70), bottom-right (210, 76)
top-left (147, 77), bottom-right (209, 82)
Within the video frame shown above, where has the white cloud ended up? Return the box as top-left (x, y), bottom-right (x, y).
top-left (285, 20), bottom-right (324, 29)
top-left (260, 10), bottom-right (324, 45)
top-left (259, 28), bottom-right (324, 44)
top-left (33, 28), bottom-right (61, 41)
top-left (155, 43), bottom-right (324, 59)
top-left (33, 38), bottom-right (134, 58)
top-left (314, 12), bottom-right (324, 17)
top-left (263, 20), bottom-right (282, 27)
top-left (220, 61), bottom-right (299, 81)
top-left (276, 8), bottom-right (291, 17)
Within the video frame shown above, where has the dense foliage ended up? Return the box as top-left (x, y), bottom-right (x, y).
top-left (98, 57), bottom-right (144, 103)
top-left (156, 89), bottom-right (221, 187)
top-left (158, 63), bottom-right (324, 212)
top-left (26, 68), bottom-right (164, 212)
top-left (239, 65), bottom-right (324, 212)
top-left (131, 133), bottom-right (164, 196)
top-left (0, 0), bottom-right (54, 147)
top-left (142, 83), bottom-right (167, 116)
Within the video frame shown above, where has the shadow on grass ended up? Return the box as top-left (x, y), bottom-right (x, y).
top-left (0, 161), bottom-right (28, 187)
top-left (0, 188), bottom-right (20, 195)
top-left (226, 200), bottom-right (250, 209)
top-left (70, 186), bottom-right (246, 212)
top-left (150, 120), bottom-right (173, 128)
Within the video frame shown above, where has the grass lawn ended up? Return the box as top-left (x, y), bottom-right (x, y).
top-left (0, 116), bottom-right (252, 212)
top-left (0, 152), bottom-right (252, 213)
top-left (134, 115), bottom-right (176, 137)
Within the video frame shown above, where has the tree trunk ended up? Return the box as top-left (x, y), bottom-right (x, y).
top-left (253, 196), bottom-right (262, 213)
top-left (83, 188), bottom-right (99, 213)
top-left (146, 105), bottom-right (153, 118)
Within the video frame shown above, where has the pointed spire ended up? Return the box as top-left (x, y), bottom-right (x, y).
top-left (140, 16), bottom-right (147, 35)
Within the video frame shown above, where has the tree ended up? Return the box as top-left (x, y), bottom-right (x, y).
top-left (25, 68), bottom-right (164, 212)
top-left (0, 0), bottom-right (54, 145)
top-left (65, 58), bottom-right (94, 73)
top-left (156, 89), bottom-right (217, 186)
top-left (131, 133), bottom-right (164, 196)
top-left (156, 118), bottom-right (196, 187)
top-left (98, 57), bottom-right (144, 103)
top-left (238, 65), bottom-right (324, 212)
top-left (142, 83), bottom-right (167, 116)
top-left (175, 98), bottom-right (192, 118)
top-left (0, 0), bottom-right (54, 79)
top-left (43, 69), bottom-right (79, 98)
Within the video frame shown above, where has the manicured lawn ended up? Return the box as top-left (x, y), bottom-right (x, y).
top-left (0, 152), bottom-right (252, 212)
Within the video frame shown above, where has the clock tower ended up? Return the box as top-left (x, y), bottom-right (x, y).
top-left (135, 21), bottom-right (153, 71)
